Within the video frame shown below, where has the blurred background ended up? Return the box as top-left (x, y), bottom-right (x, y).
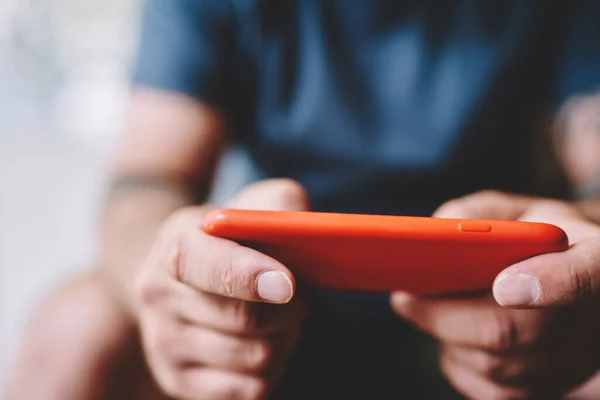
top-left (0, 2), bottom-right (250, 388)
top-left (0, 0), bottom-right (139, 384)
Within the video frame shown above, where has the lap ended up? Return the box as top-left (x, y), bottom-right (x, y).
top-left (4, 268), bottom-right (166, 400)
top-left (5, 270), bottom-right (464, 399)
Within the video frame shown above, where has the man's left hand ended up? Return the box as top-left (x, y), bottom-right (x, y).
top-left (391, 190), bottom-right (600, 399)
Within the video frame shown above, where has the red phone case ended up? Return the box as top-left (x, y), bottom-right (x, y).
top-left (203, 209), bottom-right (569, 294)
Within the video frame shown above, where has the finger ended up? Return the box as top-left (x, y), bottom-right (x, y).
top-left (148, 208), bottom-right (295, 303)
top-left (391, 292), bottom-right (557, 351)
top-left (157, 179), bottom-right (310, 303)
top-left (157, 366), bottom-right (266, 400)
top-left (493, 237), bottom-right (600, 307)
top-left (165, 325), bottom-right (293, 375)
top-left (140, 315), bottom-right (296, 397)
top-left (227, 178), bottom-right (310, 212)
top-left (442, 347), bottom-right (586, 399)
top-left (180, 234), bottom-right (295, 304)
top-left (433, 190), bottom-right (535, 220)
top-left (518, 200), bottom-right (597, 243)
top-left (169, 284), bottom-right (309, 335)
top-left (443, 344), bottom-right (595, 394)
top-left (442, 344), bottom-right (549, 387)
top-left (440, 352), bottom-right (532, 400)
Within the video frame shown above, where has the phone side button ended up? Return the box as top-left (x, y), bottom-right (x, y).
top-left (459, 222), bottom-right (492, 233)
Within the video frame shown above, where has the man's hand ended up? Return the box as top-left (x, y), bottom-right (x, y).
top-left (133, 179), bottom-right (310, 400)
top-left (391, 190), bottom-right (600, 399)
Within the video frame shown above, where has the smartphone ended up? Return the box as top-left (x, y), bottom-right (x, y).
top-left (203, 209), bottom-right (569, 295)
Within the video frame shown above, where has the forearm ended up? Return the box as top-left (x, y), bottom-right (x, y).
top-left (96, 89), bottom-right (225, 317)
top-left (99, 177), bottom-right (200, 316)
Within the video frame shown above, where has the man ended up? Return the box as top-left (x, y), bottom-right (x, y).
top-left (5, 1), bottom-right (600, 399)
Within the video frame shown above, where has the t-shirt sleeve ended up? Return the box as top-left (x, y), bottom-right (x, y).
top-left (553, 0), bottom-right (600, 108)
top-left (130, 0), bottom-right (236, 108)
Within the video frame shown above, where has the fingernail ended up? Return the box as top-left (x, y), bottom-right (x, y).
top-left (494, 273), bottom-right (540, 306)
top-left (257, 271), bottom-right (293, 303)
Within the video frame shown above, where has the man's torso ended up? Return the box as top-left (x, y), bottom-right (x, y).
top-left (132, 1), bottom-right (593, 396)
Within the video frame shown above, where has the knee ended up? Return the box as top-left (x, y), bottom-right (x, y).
top-left (26, 269), bottom-right (133, 361)
top-left (4, 269), bottom-right (136, 399)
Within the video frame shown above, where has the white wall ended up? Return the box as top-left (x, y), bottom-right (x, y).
top-left (0, 0), bottom-right (140, 391)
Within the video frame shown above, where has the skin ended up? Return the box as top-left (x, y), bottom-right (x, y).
top-left (392, 191), bottom-right (600, 399)
top-left (4, 88), bottom-right (310, 400)
top-left (132, 181), bottom-right (311, 400)
top-left (391, 93), bottom-right (600, 399)
top-left (4, 88), bottom-right (600, 400)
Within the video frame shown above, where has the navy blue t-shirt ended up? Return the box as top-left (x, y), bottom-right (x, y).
top-left (132, 1), bottom-right (600, 397)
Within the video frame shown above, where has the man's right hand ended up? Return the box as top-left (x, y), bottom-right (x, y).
top-left (133, 179), bottom-right (310, 400)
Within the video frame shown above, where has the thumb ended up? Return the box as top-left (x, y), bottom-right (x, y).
top-left (225, 179), bottom-right (310, 303)
top-left (433, 190), bottom-right (535, 220)
top-left (493, 238), bottom-right (600, 307)
top-left (228, 178), bottom-right (310, 212)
